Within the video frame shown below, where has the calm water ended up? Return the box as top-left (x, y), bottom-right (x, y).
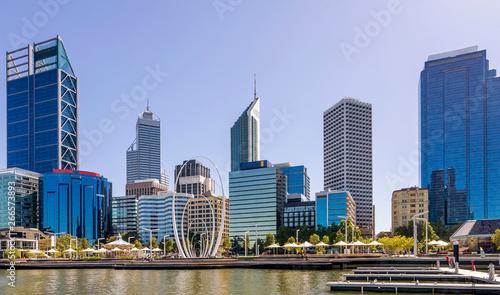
top-left (0, 268), bottom-right (426, 294)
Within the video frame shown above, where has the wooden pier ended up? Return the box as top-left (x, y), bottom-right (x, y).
top-left (327, 281), bottom-right (500, 294)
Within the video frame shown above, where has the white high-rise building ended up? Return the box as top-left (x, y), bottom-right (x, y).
top-left (323, 97), bottom-right (373, 229)
top-left (126, 103), bottom-right (169, 186)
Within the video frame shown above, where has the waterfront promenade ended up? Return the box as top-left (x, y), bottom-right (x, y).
top-left (2, 255), bottom-right (499, 271)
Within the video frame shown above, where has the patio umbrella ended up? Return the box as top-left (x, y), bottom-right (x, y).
top-left (283, 243), bottom-right (298, 255)
top-left (142, 247), bottom-right (150, 251)
top-left (64, 248), bottom-right (76, 253)
top-left (130, 247), bottom-right (140, 251)
top-left (29, 249), bottom-right (44, 254)
top-left (437, 240), bottom-right (449, 247)
top-left (152, 248), bottom-right (162, 252)
top-left (111, 247), bottom-right (122, 252)
top-left (428, 240), bottom-right (438, 245)
top-left (46, 249), bottom-right (58, 258)
top-left (315, 242), bottom-right (329, 247)
top-left (95, 248), bottom-right (108, 253)
top-left (82, 248), bottom-right (95, 252)
top-left (367, 240), bottom-right (383, 246)
top-left (333, 241), bottom-right (348, 254)
top-left (352, 241), bottom-right (366, 246)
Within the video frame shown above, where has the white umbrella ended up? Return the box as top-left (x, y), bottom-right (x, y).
top-left (437, 240), bottom-right (449, 246)
top-left (64, 248), bottom-right (76, 253)
top-left (82, 248), bottom-right (95, 252)
top-left (367, 240), bottom-right (383, 246)
top-left (142, 247), bottom-right (150, 251)
top-left (315, 241), bottom-right (329, 247)
top-left (95, 248), bottom-right (108, 253)
top-left (46, 249), bottom-right (59, 253)
top-left (111, 247), bottom-right (122, 252)
top-left (428, 240), bottom-right (439, 245)
top-left (333, 241), bottom-right (348, 246)
top-left (29, 249), bottom-right (44, 254)
top-left (352, 241), bottom-right (366, 246)
top-left (130, 247), bottom-right (140, 252)
top-left (266, 243), bottom-right (279, 248)
top-left (152, 248), bottom-right (162, 252)
top-left (298, 241), bottom-right (314, 248)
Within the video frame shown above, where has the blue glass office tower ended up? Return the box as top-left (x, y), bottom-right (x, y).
top-left (6, 36), bottom-right (78, 174)
top-left (40, 170), bottom-right (112, 244)
top-left (275, 163), bottom-right (311, 200)
top-left (230, 96), bottom-right (260, 172)
top-left (315, 190), bottom-right (356, 228)
top-left (229, 161), bottom-right (286, 240)
top-left (420, 46), bottom-right (500, 225)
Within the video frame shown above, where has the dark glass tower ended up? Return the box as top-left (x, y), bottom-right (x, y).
top-left (6, 36), bottom-right (78, 173)
top-left (420, 46), bottom-right (500, 224)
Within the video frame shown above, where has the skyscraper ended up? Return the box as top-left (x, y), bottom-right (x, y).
top-left (126, 103), bottom-right (169, 186)
top-left (323, 97), bottom-right (373, 230)
top-left (230, 79), bottom-right (260, 171)
top-left (420, 46), bottom-right (500, 224)
top-left (6, 36), bottom-right (78, 173)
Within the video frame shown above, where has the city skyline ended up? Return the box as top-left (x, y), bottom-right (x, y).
top-left (2, 1), bottom-right (500, 233)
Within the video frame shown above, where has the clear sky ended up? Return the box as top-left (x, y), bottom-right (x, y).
top-left (1, 0), bottom-right (500, 234)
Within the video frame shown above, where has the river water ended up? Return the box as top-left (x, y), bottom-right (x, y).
top-left (0, 268), bottom-right (426, 294)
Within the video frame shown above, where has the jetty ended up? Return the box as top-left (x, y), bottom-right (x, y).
top-left (327, 264), bottom-right (500, 294)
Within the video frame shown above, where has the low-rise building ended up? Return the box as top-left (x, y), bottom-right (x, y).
top-left (284, 194), bottom-right (315, 229)
top-left (391, 187), bottom-right (428, 233)
top-left (315, 189), bottom-right (356, 228)
top-left (0, 227), bottom-right (53, 257)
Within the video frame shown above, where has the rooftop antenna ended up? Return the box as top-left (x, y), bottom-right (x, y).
top-left (254, 74), bottom-right (257, 100)
top-left (147, 98), bottom-right (150, 111)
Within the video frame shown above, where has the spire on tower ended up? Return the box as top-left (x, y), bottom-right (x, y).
top-left (147, 98), bottom-right (150, 111)
top-left (254, 74), bottom-right (257, 100)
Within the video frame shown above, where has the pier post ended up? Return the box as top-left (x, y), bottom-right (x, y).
top-left (455, 262), bottom-right (459, 274)
top-left (488, 264), bottom-right (495, 281)
top-left (453, 241), bottom-right (459, 263)
top-left (436, 261), bottom-right (440, 270)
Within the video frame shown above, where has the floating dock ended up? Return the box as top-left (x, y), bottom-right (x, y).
top-left (327, 281), bottom-right (500, 294)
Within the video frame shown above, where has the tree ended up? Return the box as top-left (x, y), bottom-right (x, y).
top-left (491, 229), bottom-right (500, 248)
top-left (106, 235), bottom-right (118, 243)
top-left (166, 239), bottom-right (174, 253)
top-left (334, 230), bottom-right (345, 244)
top-left (148, 236), bottom-right (158, 249)
top-left (230, 236), bottom-right (243, 253)
top-left (276, 226), bottom-right (294, 245)
top-left (78, 238), bottom-right (90, 250)
top-left (56, 234), bottom-right (74, 252)
top-left (309, 234), bottom-right (320, 244)
top-left (395, 222), bottom-right (439, 243)
top-left (264, 233), bottom-right (275, 247)
top-left (134, 239), bottom-right (142, 249)
top-left (121, 231), bottom-right (140, 244)
top-left (285, 236), bottom-right (296, 252)
top-left (222, 236), bottom-right (232, 253)
top-left (244, 233), bottom-right (251, 251)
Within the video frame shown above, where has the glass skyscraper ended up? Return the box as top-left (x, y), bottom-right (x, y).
top-left (230, 97), bottom-right (260, 172)
top-left (0, 168), bottom-right (42, 229)
top-left (229, 161), bottom-right (287, 240)
top-left (6, 36), bottom-right (78, 173)
top-left (126, 104), bottom-right (169, 186)
top-left (40, 170), bottom-right (112, 244)
top-left (323, 97), bottom-right (373, 230)
top-left (315, 190), bottom-right (356, 228)
top-left (420, 46), bottom-right (500, 224)
top-left (275, 163), bottom-right (311, 200)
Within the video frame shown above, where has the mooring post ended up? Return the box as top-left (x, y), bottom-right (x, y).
top-left (455, 261), bottom-right (459, 274)
top-left (488, 263), bottom-right (495, 281)
top-left (436, 260), bottom-right (440, 270)
top-left (453, 241), bottom-right (459, 264)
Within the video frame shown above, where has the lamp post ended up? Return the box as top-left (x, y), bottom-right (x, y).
top-left (415, 216), bottom-right (429, 255)
top-left (163, 235), bottom-right (170, 256)
top-left (296, 229), bottom-right (300, 245)
top-left (128, 237), bottom-right (134, 244)
top-left (412, 211), bottom-right (429, 257)
top-left (141, 227), bottom-right (159, 259)
top-left (200, 233), bottom-right (206, 257)
top-left (255, 223), bottom-right (258, 256)
top-left (244, 231), bottom-right (249, 257)
top-left (338, 216), bottom-right (348, 253)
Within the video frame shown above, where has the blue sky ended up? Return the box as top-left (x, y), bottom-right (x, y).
top-left (1, 0), bottom-right (500, 233)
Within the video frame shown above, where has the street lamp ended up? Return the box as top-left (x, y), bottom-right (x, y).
top-left (412, 211), bottom-right (429, 257)
top-left (244, 231), bottom-right (249, 257)
top-left (128, 237), bottom-right (134, 244)
top-left (163, 235), bottom-right (170, 256)
top-left (141, 227), bottom-right (159, 259)
top-left (296, 229), bottom-right (300, 245)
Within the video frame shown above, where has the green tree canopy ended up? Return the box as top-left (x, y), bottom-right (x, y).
top-left (309, 234), bottom-right (320, 245)
top-left (491, 229), bottom-right (500, 247)
top-left (134, 239), bottom-right (143, 249)
top-left (222, 236), bottom-right (232, 253)
top-left (264, 233), bottom-right (275, 247)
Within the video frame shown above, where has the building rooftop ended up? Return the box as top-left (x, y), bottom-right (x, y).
top-left (450, 219), bottom-right (500, 240)
top-left (427, 46), bottom-right (478, 61)
top-left (393, 186), bottom-right (428, 193)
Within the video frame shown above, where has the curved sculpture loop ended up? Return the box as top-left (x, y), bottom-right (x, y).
top-left (172, 156), bottom-right (226, 258)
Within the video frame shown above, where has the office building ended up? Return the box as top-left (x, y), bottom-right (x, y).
top-left (188, 191), bottom-right (229, 254)
top-left (323, 97), bottom-right (373, 229)
top-left (126, 104), bottom-right (169, 186)
top-left (284, 194), bottom-right (316, 229)
top-left (111, 195), bottom-right (138, 235)
top-left (275, 163), bottom-right (311, 200)
top-left (0, 227), bottom-right (52, 257)
top-left (391, 187), bottom-right (428, 233)
top-left (40, 169), bottom-right (112, 244)
top-left (229, 160), bottom-right (287, 239)
top-left (7, 36), bottom-right (78, 173)
top-left (125, 179), bottom-right (169, 199)
top-left (230, 93), bottom-right (260, 172)
top-left (420, 46), bottom-right (500, 224)
top-left (315, 189), bottom-right (356, 228)
top-left (138, 190), bottom-right (191, 241)
top-left (174, 160), bottom-right (215, 195)
top-left (0, 168), bottom-right (41, 229)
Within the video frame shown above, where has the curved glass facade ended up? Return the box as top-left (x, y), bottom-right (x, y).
top-left (420, 47), bottom-right (500, 224)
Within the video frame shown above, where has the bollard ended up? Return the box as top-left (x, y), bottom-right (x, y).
top-left (471, 260), bottom-right (475, 271)
top-left (488, 263), bottom-right (495, 281)
top-left (436, 260), bottom-right (440, 270)
top-left (455, 261), bottom-right (459, 274)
